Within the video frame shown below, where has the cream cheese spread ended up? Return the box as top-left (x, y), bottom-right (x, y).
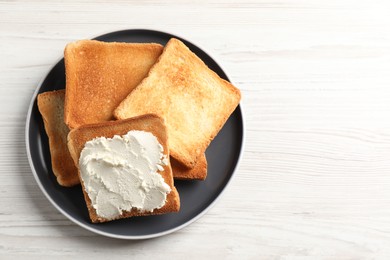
top-left (79, 130), bottom-right (171, 219)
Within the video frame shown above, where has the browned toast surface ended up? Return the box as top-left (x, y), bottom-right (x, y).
top-left (67, 114), bottom-right (180, 223)
top-left (171, 154), bottom-right (207, 180)
top-left (114, 38), bottom-right (241, 168)
top-left (37, 90), bottom-right (79, 187)
top-left (64, 40), bottom-right (163, 129)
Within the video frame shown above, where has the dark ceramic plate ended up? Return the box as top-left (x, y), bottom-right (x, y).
top-left (25, 29), bottom-right (244, 239)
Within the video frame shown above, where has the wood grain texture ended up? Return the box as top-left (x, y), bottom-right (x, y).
top-left (1, 0), bottom-right (390, 258)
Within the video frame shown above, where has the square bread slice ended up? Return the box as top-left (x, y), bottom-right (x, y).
top-left (67, 114), bottom-right (180, 223)
top-left (114, 38), bottom-right (241, 169)
top-left (37, 90), bottom-right (79, 187)
top-left (64, 40), bottom-right (163, 129)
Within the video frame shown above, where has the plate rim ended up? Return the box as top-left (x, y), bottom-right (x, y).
top-left (25, 28), bottom-right (245, 239)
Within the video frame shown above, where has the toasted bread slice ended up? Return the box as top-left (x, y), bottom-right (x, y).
top-left (64, 40), bottom-right (163, 129)
top-left (172, 154), bottom-right (207, 180)
top-left (37, 90), bottom-right (79, 187)
top-left (67, 114), bottom-right (180, 223)
top-left (114, 38), bottom-right (241, 168)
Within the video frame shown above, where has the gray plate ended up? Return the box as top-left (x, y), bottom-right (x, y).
top-left (25, 29), bottom-right (244, 239)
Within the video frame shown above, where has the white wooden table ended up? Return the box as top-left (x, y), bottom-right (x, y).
top-left (2, 0), bottom-right (390, 258)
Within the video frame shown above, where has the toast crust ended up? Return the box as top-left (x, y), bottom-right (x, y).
top-left (64, 40), bottom-right (163, 129)
top-left (67, 114), bottom-right (180, 223)
top-left (171, 154), bottom-right (207, 180)
top-left (114, 38), bottom-right (241, 168)
top-left (37, 90), bottom-right (79, 187)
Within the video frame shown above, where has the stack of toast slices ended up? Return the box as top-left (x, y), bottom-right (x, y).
top-left (37, 38), bottom-right (241, 223)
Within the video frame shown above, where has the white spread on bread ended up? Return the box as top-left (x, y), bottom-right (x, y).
top-left (79, 130), bottom-right (171, 219)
